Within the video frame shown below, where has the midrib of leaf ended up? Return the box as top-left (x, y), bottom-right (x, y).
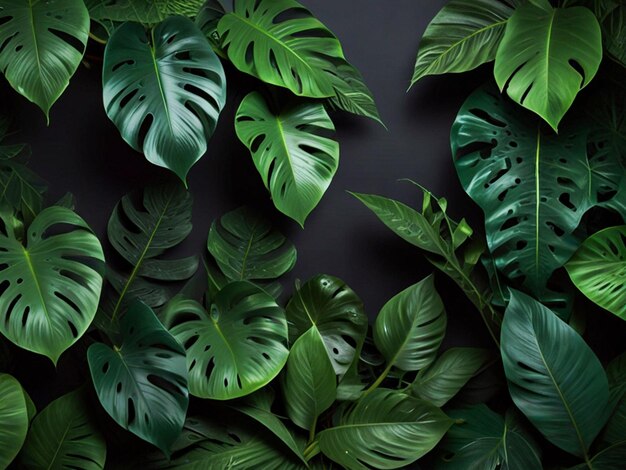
top-left (115, 346), bottom-right (151, 412)
top-left (150, 28), bottom-right (174, 134)
top-left (110, 196), bottom-right (172, 322)
top-left (46, 417), bottom-right (73, 470)
top-left (534, 129), bottom-right (541, 282)
top-left (211, 318), bottom-right (240, 373)
top-left (22, 247), bottom-right (52, 326)
top-left (238, 219), bottom-right (261, 280)
top-left (543, 9), bottom-right (556, 110)
top-left (275, 116), bottom-right (299, 190)
top-left (27, 0), bottom-right (46, 110)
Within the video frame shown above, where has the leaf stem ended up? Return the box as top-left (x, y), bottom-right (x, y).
top-left (308, 416), bottom-right (317, 445)
top-left (303, 441), bottom-right (320, 461)
top-left (362, 361), bottom-right (393, 398)
top-left (88, 31), bottom-right (107, 45)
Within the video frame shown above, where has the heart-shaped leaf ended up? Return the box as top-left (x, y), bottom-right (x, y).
top-left (283, 327), bottom-right (336, 431)
top-left (411, 347), bottom-right (492, 407)
top-left (0, 207), bottom-right (104, 363)
top-left (286, 274), bottom-right (366, 376)
top-left (494, 2), bottom-right (602, 130)
top-left (501, 289), bottom-right (610, 458)
top-left (317, 389), bottom-right (452, 469)
top-left (103, 16), bottom-right (226, 182)
top-left (373, 274), bottom-right (446, 372)
top-left (436, 405), bottom-right (542, 469)
top-left (207, 206), bottom-right (296, 281)
top-left (0, 373), bottom-right (28, 469)
top-left (19, 388), bottom-right (106, 470)
top-left (411, 0), bottom-right (519, 85)
top-left (0, 0), bottom-right (89, 119)
top-left (235, 91), bottom-right (339, 226)
top-left (217, 0), bottom-right (345, 98)
top-left (161, 281), bottom-right (289, 400)
top-left (566, 226), bottom-right (626, 321)
top-left (88, 301), bottom-right (189, 454)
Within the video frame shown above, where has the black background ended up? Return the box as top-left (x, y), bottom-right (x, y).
top-left (1, 0), bottom-right (625, 465)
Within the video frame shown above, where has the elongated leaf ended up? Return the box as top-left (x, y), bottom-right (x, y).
top-left (0, 0), bottom-right (89, 118)
top-left (103, 184), bottom-right (198, 328)
top-left (501, 289), bottom-right (610, 457)
top-left (217, 0), bottom-right (345, 98)
top-left (161, 282), bottom-right (289, 400)
top-left (318, 389), bottom-right (452, 469)
top-left (235, 91), bottom-right (339, 226)
top-left (603, 352), bottom-right (626, 445)
top-left (86, 0), bottom-right (204, 24)
top-left (374, 274), bottom-right (446, 372)
top-left (207, 206), bottom-right (296, 281)
top-left (411, 0), bottom-right (518, 85)
top-left (436, 405), bottom-right (542, 470)
top-left (286, 274), bottom-right (366, 376)
top-left (88, 301), bottom-right (189, 454)
top-left (283, 327), bottom-right (336, 431)
top-left (566, 226), bottom-right (626, 320)
top-left (0, 373), bottom-right (28, 469)
top-left (494, 2), bottom-right (602, 130)
top-left (0, 207), bottom-right (104, 363)
top-left (20, 388), bottom-right (106, 470)
top-left (411, 348), bottom-right (492, 406)
top-left (103, 16), bottom-right (226, 182)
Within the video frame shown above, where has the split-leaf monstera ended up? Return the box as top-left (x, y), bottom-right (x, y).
top-left (103, 16), bottom-right (226, 182)
top-left (162, 281), bottom-right (289, 400)
top-left (0, 0), bottom-right (89, 119)
top-left (0, 207), bottom-right (104, 364)
top-left (235, 91), bottom-right (339, 226)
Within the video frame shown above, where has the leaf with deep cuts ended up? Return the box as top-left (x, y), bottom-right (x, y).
top-left (0, 374), bottom-right (28, 469)
top-left (0, 0), bottom-right (89, 119)
top-left (103, 16), bottom-right (226, 182)
top-left (88, 301), bottom-right (189, 454)
top-left (235, 91), bottom-right (339, 226)
top-left (161, 281), bottom-right (289, 400)
top-left (501, 289), bottom-right (610, 458)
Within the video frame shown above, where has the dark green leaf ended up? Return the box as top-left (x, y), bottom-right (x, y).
top-left (603, 352), bottom-right (626, 445)
top-left (0, 373), bottom-right (28, 469)
top-left (196, 0), bottom-right (226, 55)
top-left (86, 0), bottom-right (205, 24)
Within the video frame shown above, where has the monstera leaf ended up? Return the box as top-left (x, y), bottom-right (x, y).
top-left (103, 16), bottom-right (226, 182)
top-left (317, 389), bottom-right (452, 469)
top-left (374, 275), bottom-right (446, 372)
top-left (161, 282), bottom-right (289, 400)
top-left (103, 184), bottom-right (198, 327)
top-left (501, 290), bottom-right (610, 458)
top-left (217, 0), bottom-right (345, 97)
top-left (207, 206), bottom-right (297, 281)
top-left (19, 388), bottom-right (106, 470)
top-left (286, 274), bottom-right (367, 376)
top-left (235, 92), bottom-right (339, 226)
top-left (0, 207), bottom-right (104, 363)
top-left (0, 0), bottom-right (89, 119)
top-left (603, 352), bottom-right (626, 445)
top-left (0, 374), bottom-right (28, 469)
top-left (566, 226), bottom-right (626, 321)
top-left (436, 405), bottom-right (542, 469)
top-left (88, 301), bottom-right (189, 454)
top-left (494, 1), bottom-right (602, 130)
top-left (451, 85), bottom-right (623, 307)
top-left (411, 0), bottom-right (519, 85)
top-left (86, 0), bottom-right (204, 24)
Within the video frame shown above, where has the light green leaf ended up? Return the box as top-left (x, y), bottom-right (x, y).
top-left (103, 16), bottom-right (226, 182)
top-left (235, 91), bottom-right (339, 226)
top-left (0, 373), bottom-right (28, 469)
top-left (0, 0), bottom-right (89, 118)
top-left (494, 2), bottom-right (602, 130)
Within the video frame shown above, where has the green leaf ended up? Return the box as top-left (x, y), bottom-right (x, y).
top-left (235, 91), bottom-right (339, 226)
top-left (207, 206), bottom-right (296, 281)
top-left (410, 0), bottom-right (518, 85)
top-left (451, 85), bottom-right (622, 307)
top-left (374, 274), bottom-right (446, 372)
top-left (566, 226), bottom-right (626, 320)
top-left (283, 327), bottom-right (336, 432)
top-left (493, 2), bottom-right (602, 130)
top-left (286, 274), bottom-right (367, 376)
top-left (196, 0), bottom-right (226, 55)
top-left (436, 405), bottom-right (542, 470)
top-left (0, 207), bottom-right (104, 363)
top-left (317, 389), bottom-right (452, 469)
top-left (0, 158), bottom-right (46, 226)
top-left (86, 0), bottom-right (205, 24)
top-left (0, 373), bottom-right (28, 469)
top-left (19, 388), bottom-right (106, 470)
top-left (102, 184), bottom-right (198, 328)
top-left (501, 289), bottom-right (610, 458)
top-left (88, 301), bottom-right (189, 454)
top-left (0, 0), bottom-right (89, 119)
top-left (585, 440), bottom-right (626, 470)
top-left (603, 352), bottom-right (626, 445)
top-left (602, 3), bottom-right (626, 68)
top-left (103, 16), bottom-right (226, 182)
top-left (161, 282), bottom-right (289, 400)
top-left (411, 347), bottom-right (492, 407)
top-left (217, 0), bottom-right (346, 98)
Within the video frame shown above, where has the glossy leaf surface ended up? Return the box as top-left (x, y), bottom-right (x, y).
top-left (0, 373), bottom-right (28, 469)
